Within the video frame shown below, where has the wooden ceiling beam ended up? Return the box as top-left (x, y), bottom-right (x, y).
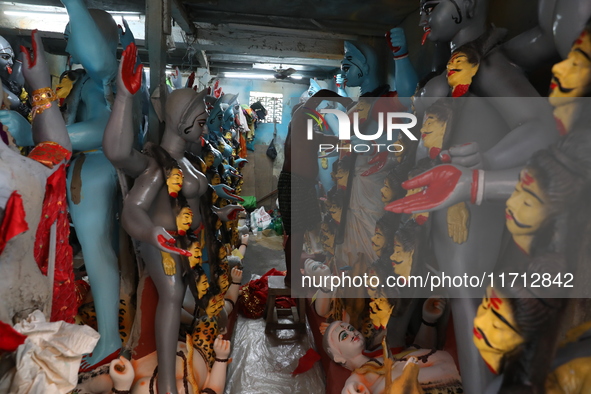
top-left (171, 0), bottom-right (197, 36)
top-left (192, 23), bottom-right (344, 60)
top-left (184, 8), bottom-right (396, 37)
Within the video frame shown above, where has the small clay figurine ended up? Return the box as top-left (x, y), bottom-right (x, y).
top-left (323, 321), bottom-right (462, 394)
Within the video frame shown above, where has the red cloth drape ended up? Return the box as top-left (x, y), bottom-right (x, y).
top-left (0, 191), bottom-right (29, 254)
top-left (237, 268), bottom-right (295, 319)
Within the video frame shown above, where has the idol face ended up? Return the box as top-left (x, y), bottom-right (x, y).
top-left (334, 167), bottom-right (349, 189)
top-left (188, 241), bottom-right (202, 267)
top-left (176, 207), bottom-right (193, 235)
top-left (197, 274), bottom-right (209, 299)
top-left (304, 259), bottom-right (331, 277)
top-left (371, 226), bottom-right (386, 256)
top-left (326, 201), bottom-right (342, 224)
top-left (369, 297), bottom-right (393, 328)
top-left (473, 287), bottom-right (524, 374)
top-left (381, 179), bottom-right (395, 204)
top-left (446, 51), bottom-right (479, 89)
top-left (419, 0), bottom-right (467, 44)
top-left (56, 73), bottom-right (75, 100)
top-left (390, 238), bottom-right (413, 278)
top-left (218, 273), bottom-right (229, 294)
top-left (204, 152), bottom-right (215, 167)
top-left (340, 56), bottom-right (363, 88)
top-left (208, 103), bottom-right (225, 135)
top-left (505, 169), bottom-right (547, 237)
top-left (166, 168), bottom-right (184, 197)
top-left (549, 30), bottom-right (591, 104)
top-left (218, 245), bottom-right (227, 260)
top-left (0, 41), bottom-right (14, 78)
top-left (180, 105), bottom-right (209, 143)
top-left (327, 322), bottom-right (365, 361)
top-left (420, 113), bottom-right (447, 150)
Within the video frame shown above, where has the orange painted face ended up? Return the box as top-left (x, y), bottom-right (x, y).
top-left (421, 113), bottom-right (446, 150)
top-left (326, 201), bottom-right (342, 223)
top-left (55, 73), bottom-right (75, 100)
top-left (505, 169), bottom-right (547, 237)
top-left (447, 51), bottom-right (479, 94)
top-left (549, 30), bottom-right (591, 103)
top-left (166, 168), bottom-right (184, 197)
top-left (211, 173), bottom-right (221, 186)
top-left (371, 226), bottom-right (386, 256)
top-left (218, 245), bottom-right (228, 260)
top-left (188, 241), bottom-right (202, 268)
top-left (196, 274), bottom-right (209, 299)
top-left (334, 167), bottom-right (349, 189)
top-left (176, 207), bottom-right (193, 235)
top-left (473, 287), bottom-right (524, 374)
top-left (369, 297), bottom-right (393, 328)
top-left (390, 238), bottom-right (413, 278)
top-left (204, 152), bottom-right (215, 167)
top-left (381, 178), bottom-right (395, 204)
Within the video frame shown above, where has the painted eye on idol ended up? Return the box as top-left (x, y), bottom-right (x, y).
top-left (421, 1), bottom-right (440, 15)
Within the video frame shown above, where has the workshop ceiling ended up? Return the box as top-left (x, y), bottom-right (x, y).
top-left (0, 0), bottom-right (419, 81)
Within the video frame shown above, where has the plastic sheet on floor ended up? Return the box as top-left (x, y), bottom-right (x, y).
top-left (225, 314), bottom-right (325, 394)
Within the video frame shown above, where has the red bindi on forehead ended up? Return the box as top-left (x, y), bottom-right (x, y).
top-left (489, 289), bottom-right (503, 310)
top-left (522, 172), bottom-right (535, 186)
top-left (576, 30), bottom-right (588, 45)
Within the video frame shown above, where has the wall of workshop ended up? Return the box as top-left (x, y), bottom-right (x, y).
top-left (215, 77), bottom-right (309, 209)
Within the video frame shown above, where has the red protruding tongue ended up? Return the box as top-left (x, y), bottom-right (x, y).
top-left (6, 65), bottom-right (12, 75)
top-left (429, 147), bottom-right (441, 160)
top-left (421, 28), bottom-right (431, 46)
